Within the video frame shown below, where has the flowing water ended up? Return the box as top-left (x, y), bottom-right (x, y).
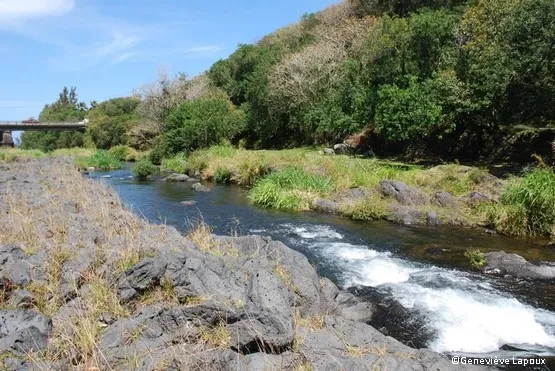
top-left (92, 168), bottom-right (555, 366)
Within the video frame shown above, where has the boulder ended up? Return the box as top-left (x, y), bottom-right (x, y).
top-left (0, 309), bottom-right (52, 354)
top-left (312, 198), bottom-right (341, 214)
top-left (379, 180), bottom-right (429, 205)
top-left (0, 245), bottom-right (32, 286)
top-left (339, 302), bottom-right (375, 322)
top-left (333, 143), bottom-right (350, 155)
top-left (434, 191), bottom-right (455, 207)
top-left (297, 316), bottom-right (484, 371)
top-left (117, 258), bottom-right (168, 302)
top-left (465, 191), bottom-right (491, 205)
top-left (323, 148), bottom-right (335, 156)
top-left (191, 183), bottom-right (210, 192)
top-left (387, 205), bottom-right (425, 225)
top-left (484, 251), bottom-right (555, 280)
top-left (426, 211), bottom-right (442, 226)
top-left (163, 173), bottom-right (190, 182)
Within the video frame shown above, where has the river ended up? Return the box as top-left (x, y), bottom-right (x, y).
top-left (92, 167), bottom-right (555, 366)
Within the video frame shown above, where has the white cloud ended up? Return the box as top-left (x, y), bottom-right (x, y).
top-left (0, 0), bottom-right (74, 24)
top-left (113, 51), bottom-right (136, 64)
top-left (81, 31), bottom-right (141, 62)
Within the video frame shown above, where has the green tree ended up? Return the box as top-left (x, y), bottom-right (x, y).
top-left (407, 9), bottom-right (459, 78)
top-left (461, 0), bottom-right (555, 125)
top-left (20, 86), bottom-right (87, 151)
top-left (163, 97), bottom-right (246, 154)
top-left (375, 76), bottom-right (443, 141)
top-left (209, 44), bottom-right (286, 145)
top-left (87, 97), bottom-right (140, 149)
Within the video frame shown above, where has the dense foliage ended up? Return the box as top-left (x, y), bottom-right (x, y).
top-left (87, 98), bottom-right (140, 149)
top-left (162, 97), bottom-right (245, 155)
top-left (20, 87), bottom-right (87, 151)
top-left (21, 0), bottom-right (555, 162)
top-left (201, 0), bottom-right (553, 157)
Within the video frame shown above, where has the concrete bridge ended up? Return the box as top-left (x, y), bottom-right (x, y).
top-left (0, 120), bottom-right (88, 147)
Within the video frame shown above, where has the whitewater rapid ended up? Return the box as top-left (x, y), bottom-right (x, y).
top-left (258, 223), bottom-right (555, 354)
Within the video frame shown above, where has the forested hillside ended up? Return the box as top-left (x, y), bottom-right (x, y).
top-left (22, 0), bottom-right (555, 162)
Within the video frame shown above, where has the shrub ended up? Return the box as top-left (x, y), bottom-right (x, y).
top-left (249, 167), bottom-right (332, 211)
top-left (132, 159), bottom-right (157, 180)
top-left (164, 97), bottom-right (246, 154)
top-left (495, 168), bottom-right (555, 236)
top-left (0, 149), bottom-right (46, 162)
top-left (161, 153), bottom-right (187, 174)
top-left (148, 139), bottom-right (167, 165)
top-left (465, 249), bottom-right (486, 270)
top-left (214, 167), bottom-right (233, 184)
top-left (84, 150), bottom-right (122, 170)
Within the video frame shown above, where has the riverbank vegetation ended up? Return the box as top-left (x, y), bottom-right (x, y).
top-left (80, 150), bottom-right (123, 171)
top-left (486, 168), bottom-right (555, 237)
top-left (131, 159), bottom-right (157, 180)
top-left (162, 145), bottom-right (555, 241)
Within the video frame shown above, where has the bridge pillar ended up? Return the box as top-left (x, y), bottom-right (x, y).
top-left (0, 130), bottom-right (14, 147)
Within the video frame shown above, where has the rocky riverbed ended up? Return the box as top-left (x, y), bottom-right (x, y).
top-left (0, 158), bottom-right (487, 370)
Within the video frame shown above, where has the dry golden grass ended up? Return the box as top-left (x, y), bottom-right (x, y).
top-left (0, 159), bottom-right (151, 368)
top-left (293, 310), bottom-right (326, 332)
top-left (199, 322), bottom-right (231, 349)
top-left (187, 220), bottom-right (240, 257)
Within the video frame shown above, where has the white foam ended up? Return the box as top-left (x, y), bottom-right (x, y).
top-left (284, 224), bottom-right (343, 240)
top-left (313, 242), bottom-right (414, 286)
top-left (249, 228), bottom-right (267, 233)
top-left (389, 284), bottom-right (555, 353)
top-left (280, 223), bottom-right (555, 354)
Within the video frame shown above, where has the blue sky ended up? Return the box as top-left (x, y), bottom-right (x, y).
top-left (0, 0), bottom-right (338, 121)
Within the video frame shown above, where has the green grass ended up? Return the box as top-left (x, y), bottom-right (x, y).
top-left (181, 146), bottom-right (491, 197)
top-left (341, 195), bottom-right (390, 221)
top-left (108, 145), bottom-right (139, 162)
top-left (488, 168), bottom-right (555, 237)
top-left (160, 152), bottom-right (187, 174)
top-left (0, 148), bottom-right (46, 162)
top-left (50, 147), bottom-right (95, 158)
top-left (183, 152), bottom-right (208, 176)
top-left (82, 150), bottom-right (123, 170)
top-left (214, 167), bottom-right (232, 184)
top-left (249, 167), bottom-right (332, 211)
